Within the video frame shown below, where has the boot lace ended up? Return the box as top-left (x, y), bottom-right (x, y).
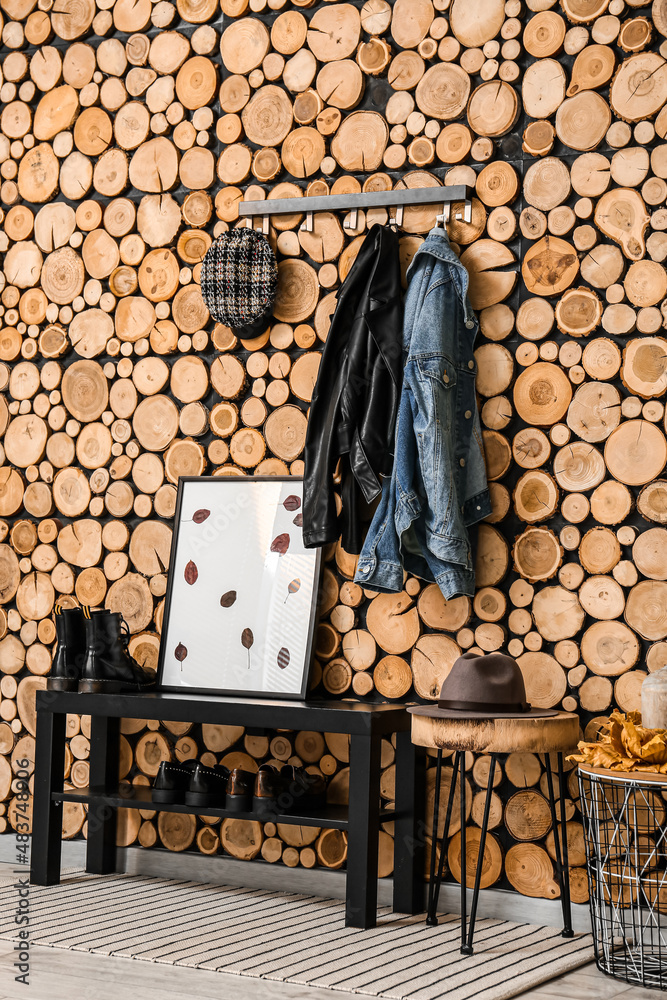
top-left (119, 616), bottom-right (132, 648)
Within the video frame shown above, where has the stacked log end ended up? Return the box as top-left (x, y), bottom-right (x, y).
top-left (2, 0), bottom-right (667, 900)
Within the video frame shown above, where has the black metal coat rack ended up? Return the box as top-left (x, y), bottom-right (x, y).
top-left (238, 184), bottom-right (473, 232)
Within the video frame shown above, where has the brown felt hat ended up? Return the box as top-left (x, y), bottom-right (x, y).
top-left (408, 651), bottom-right (559, 720)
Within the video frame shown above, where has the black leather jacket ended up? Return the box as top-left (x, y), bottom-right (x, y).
top-left (302, 225), bottom-right (403, 553)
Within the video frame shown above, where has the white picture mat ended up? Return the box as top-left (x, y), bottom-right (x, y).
top-left (160, 479), bottom-right (318, 696)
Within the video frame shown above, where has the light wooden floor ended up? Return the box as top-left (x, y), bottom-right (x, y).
top-left (0, 942), bottom-right (657, 1000)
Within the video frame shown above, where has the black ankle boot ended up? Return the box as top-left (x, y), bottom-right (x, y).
top-left (78, 610), bottom-right (157, 693)
top-left (47, 607), bottom-right (87, 691)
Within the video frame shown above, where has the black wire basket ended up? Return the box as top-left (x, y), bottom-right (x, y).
top-left (579, 763), bottom-right (667, 991)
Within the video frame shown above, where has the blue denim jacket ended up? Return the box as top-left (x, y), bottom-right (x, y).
top-left (354, 227), bottom-right (492, 599)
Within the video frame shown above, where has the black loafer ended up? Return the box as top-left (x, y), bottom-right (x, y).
top-left (185, 762), bottom-right (230, 808)
top-left (153, 760), bottom-right (196, 803)
top-left (281, 765), bottom-right (326, 812)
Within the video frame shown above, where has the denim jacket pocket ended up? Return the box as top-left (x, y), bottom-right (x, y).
top-left (415, 355), bottom-right (457, 390)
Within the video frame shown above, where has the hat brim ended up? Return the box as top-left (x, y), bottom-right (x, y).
top-left (408, 704), bottom-right (560, 720)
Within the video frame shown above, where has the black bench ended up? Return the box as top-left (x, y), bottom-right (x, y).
top-left (31, 691), bottom-right (423, 928)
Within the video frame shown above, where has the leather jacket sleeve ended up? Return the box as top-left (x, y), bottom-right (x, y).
top-left (302, 225), bottom-right (403, 551)
top-left (302, 339), bottom-right (347, 550)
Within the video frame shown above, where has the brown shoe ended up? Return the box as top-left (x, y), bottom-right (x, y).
top-left (253, 764), bottom-right (285, 818)
top-left (225, 768), bottom-right (255, 814)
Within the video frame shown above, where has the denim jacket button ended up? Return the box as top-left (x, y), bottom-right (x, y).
top-left (443, 373), bottom-right (449, 383)
top-left (465, 319), bottom-right (474, 329)
top-left (468, 360), bottom-right (475, 369)
top-left (464, 409), bottom-right (472, 419)
top-left (459, 458), bottom-right (466, 467)
top-left (358, 563), bottom-right (370, 574)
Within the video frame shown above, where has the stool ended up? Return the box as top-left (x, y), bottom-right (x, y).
top-left (411, 711), bottom-right (580, 955)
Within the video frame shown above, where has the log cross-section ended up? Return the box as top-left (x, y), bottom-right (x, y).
top-left (0, 0), bottom-right (663, 904)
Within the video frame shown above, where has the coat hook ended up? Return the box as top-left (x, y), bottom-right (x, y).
top-left (437, 203), bottom-right (451, 226)
top-left (262, 215), bottom-right (270, 236)
top-left (302, 211), bottom-right (314, 232)
top-left (463, 199), bottom-right (472, 224)
top-left (395, 205), bottom-right (404, 227)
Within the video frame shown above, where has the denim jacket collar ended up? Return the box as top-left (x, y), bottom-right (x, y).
top-left (408, 227), bottom-right (476, 327)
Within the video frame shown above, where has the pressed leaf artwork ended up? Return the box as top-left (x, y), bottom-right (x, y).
top-left (183, 509), bottom-right (211, 523)
top-left (285, 578), bottom-right (301, 603)
top-left (241, 627), bottom-right (254, 669)
top-left (174, 643), bottom-right (188, 670)
top-left (270, 532), bottom-right (290, 555)
top-left (161, 479), bottom-right (318, 695)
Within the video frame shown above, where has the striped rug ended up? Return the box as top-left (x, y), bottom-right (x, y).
top-left (0, 869), bottom-right (592, 1000)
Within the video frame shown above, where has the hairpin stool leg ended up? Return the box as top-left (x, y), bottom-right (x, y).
top-left (545, 752), bottom-right (574, 938)
top-left (426, 749), bottom-right (443, 927)
top-left (427, 750), bottom-right (460, 927)
top-left (558, 752), bottom-right (573, 937)
top-left (459, 750), bottom-right (469, 955)
top-left (463, 754), bottom-right (497, 955)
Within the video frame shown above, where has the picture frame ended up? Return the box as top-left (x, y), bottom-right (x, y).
top-left (157, 477), bottom-right (322, 700)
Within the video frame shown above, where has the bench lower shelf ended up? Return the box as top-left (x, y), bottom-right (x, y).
top-left (54, 785), bottom-right (397, 830)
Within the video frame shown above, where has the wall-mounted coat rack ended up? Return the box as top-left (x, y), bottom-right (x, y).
top-left (238, 184), bottom-right (473, 234)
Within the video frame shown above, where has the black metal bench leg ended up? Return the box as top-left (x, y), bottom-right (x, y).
top-left (346, 731), bottom-right (381, 928)
top-left (393, 730), bottom-right (423, 915)
top-left (86, 715), bottom-right (120, 875)
top-left (545, 751), bottom-right (574, 938)
top-left (463, 754), bottom-right (497, 956)
top-left (31, 709), bottom-right (66, 886)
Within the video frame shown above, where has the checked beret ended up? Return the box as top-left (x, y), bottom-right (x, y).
top-left (200, 227), bottom-right (278, 337)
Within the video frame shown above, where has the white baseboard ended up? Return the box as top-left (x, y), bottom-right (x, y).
top-left (0, 834), bottom-right (592, 933)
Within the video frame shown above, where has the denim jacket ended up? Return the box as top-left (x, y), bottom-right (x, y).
top-left (354, 227), bottom-right (491, 599)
